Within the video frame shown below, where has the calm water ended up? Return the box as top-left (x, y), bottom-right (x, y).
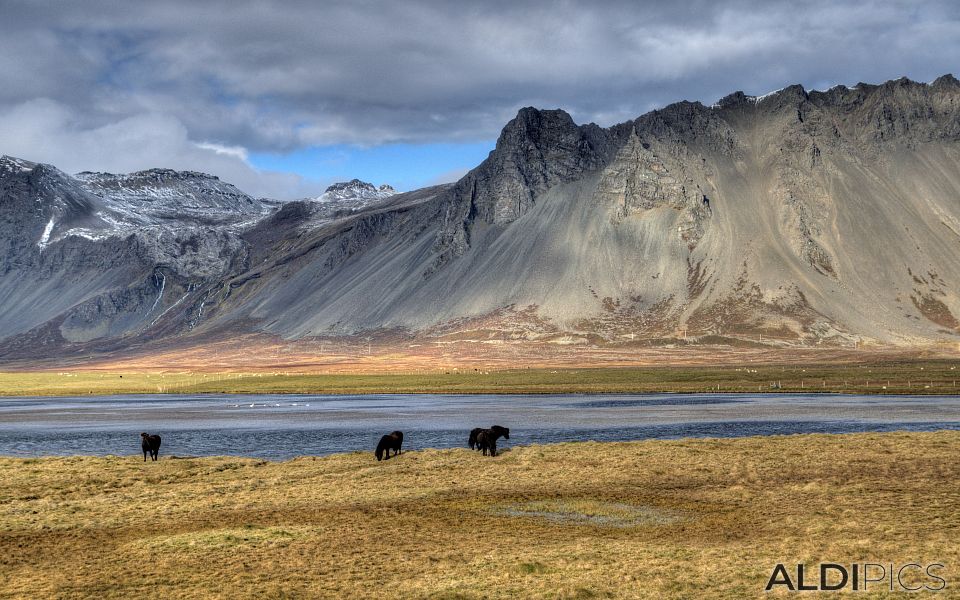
top-left (1, 393), bottom-right (959, 460)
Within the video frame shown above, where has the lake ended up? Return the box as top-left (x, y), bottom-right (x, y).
top-left (1, 393), bottom-right (959, 460)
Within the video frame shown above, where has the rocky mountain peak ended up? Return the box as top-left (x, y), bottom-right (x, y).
top-left (74, 167), bottom-right (265, 225)
top-left (317, 179), bottom-right (397, 204)
top-left (494, 107), bottom-right (607, 156)
top-left (427, 106), bottom-right (621, 271)
top-left (713, 84), bottom-right (808, 110)
top-left (933, 73), bottom-right (960, 89)
top-left (504, 107), bottom-right (576, 136)
top-left (0, 155), bottom-right (38, 176)
top-left (78, 167), bottom-right (222, 182)
top-left (74, 167), bottom-right (229, 190)
top-left (305, 178), bottom-right (398, 221)
top-left (715, 90), bottom-right (753, 108)
top-left (320, 178), bottom-right (396, 199)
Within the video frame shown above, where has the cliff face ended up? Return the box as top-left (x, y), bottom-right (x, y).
top-left (3, 75), bottom-right (960, 360)
top-left (428, 108), bottom-right (623, 273)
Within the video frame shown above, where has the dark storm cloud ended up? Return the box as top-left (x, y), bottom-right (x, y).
top-left (0, 0), bottom-right (957, 196)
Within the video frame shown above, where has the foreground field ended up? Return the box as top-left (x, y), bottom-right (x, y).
top-left (1, 432), bottom-right (958, 598)
top-left (4, 358), bottom-right (960, 396)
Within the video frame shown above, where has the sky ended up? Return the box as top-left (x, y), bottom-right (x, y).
top-left (1, 0), bottom-right (958, 199)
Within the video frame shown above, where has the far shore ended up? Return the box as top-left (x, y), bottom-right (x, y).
top-left (3, 358), bottom-right (960, 396)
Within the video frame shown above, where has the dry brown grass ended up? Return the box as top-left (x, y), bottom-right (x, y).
top-left (6, 358), bottom-right (960, 396)
top-left (1, 432), bottom-right (958, 598)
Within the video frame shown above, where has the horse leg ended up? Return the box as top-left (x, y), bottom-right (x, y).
top-left (490, 441), bottom-right (497, 457)
top-left (143, 450), bottom-right (147, 462)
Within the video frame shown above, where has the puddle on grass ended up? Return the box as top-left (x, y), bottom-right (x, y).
top-left (496, 499), bottom-right (681, 528)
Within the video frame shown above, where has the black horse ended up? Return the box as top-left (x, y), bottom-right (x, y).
top-left (375, 431), bottom-right (404, 461)
top-left (468, 427), bottom-right (484, 450)
top-left (474, 425), bottom-right (509, 457)
top-left (140, 432), bottom-right (161, 462)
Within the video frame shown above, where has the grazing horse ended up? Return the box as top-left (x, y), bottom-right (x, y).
top-left (140, 432), bottom-right (161, 462)
top-left (475, 425), bottom-right (510, 457)
top-left (375, 431), bottom-right (404, 461)
top-left (468, 427), bottom-right (484, 450)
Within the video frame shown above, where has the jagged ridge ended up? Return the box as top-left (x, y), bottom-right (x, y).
top-left (2, 74), bottom-right (960, 360)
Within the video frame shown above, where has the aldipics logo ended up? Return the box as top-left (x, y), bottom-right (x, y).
top-left (765, 563), bottom-right (946, 592)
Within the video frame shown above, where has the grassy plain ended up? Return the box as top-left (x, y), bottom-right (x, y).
top-left (3, 359), bottom-right (960, 396)
top-left (1, 432), bottom-right (957, 598)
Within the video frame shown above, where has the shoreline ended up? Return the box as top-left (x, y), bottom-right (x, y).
top-left (4, 426), bottom-right (960, 462)
top-left (3, 389), bottom-right (960, 399)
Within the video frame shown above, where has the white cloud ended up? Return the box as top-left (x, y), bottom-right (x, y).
top-left (1, 0), bottom-right (958, 197)
top-left (0, 98), bottom-right (326, 199)
top-left (193, 142), bottom-right (250, 162)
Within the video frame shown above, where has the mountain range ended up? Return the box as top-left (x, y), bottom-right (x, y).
top-left (3, 75), bottom-right (960, 363)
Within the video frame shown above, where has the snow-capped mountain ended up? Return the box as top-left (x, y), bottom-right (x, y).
top-left (75, 168), bottom-right (271, 227)
top-left (293, 179), bottom-right (399, 223)
top-left (315, 179), bottom-right (395, 208)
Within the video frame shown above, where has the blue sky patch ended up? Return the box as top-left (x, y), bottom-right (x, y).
top-left (249, 141), bottom-right (495, 193)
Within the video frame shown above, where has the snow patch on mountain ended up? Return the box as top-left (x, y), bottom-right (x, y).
top-left (37, 217), bottom-right (55, 250)
top-left (75, 168), bottom-right (271, 227)
top-left (751, 87), bottom-right (786, 104)
top-left (0, 155), bottom-right (37, 175)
